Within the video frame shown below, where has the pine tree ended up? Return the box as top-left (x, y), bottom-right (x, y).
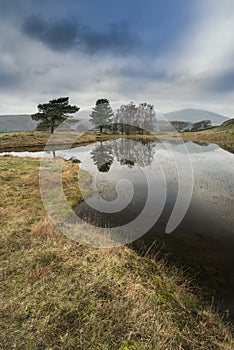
top-left (89, 99), bottom-right (113, 133)
top-left (32, 97), bottom-right (79, 134)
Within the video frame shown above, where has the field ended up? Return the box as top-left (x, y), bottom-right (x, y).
top-left (0, 156), bottom-right (234, 349)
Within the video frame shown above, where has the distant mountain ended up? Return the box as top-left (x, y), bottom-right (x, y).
top-left (0, 115), bottom-right (38, 132)
top-left (0, 113), bottom-right (91, 132)
top-left (164, 109), bottom-right (230, 125)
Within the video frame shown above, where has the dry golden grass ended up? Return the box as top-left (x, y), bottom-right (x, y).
top-left (31, 217), bottom-right (53, 238)
top-left (180, 121), bottom-right (234, 148)
top-left (0, 156), bottom-right (234, 349)
top-left (0, 131), bottom-right (107, 151)
top-left (181, 129), bottom-right (233, 142)
top-left (0, 131), bottom-right (142, 151)
top-left (0, 120), bottom-right (233, 153)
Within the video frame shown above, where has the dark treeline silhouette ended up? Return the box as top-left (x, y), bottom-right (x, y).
top-left (90, 138), bottom-right (156, 172)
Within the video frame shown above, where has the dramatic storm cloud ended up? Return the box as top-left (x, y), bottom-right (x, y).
top-left (22, 16), bottom-right (139, 54)
top-left (0, 0), bottom-right (233, 116)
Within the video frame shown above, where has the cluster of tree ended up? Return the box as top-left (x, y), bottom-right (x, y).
top-left (32, 96), bottom-right (156, 135)
top-left (191, 120), bottom-right (212, 131)
top-left (90, 99), bottom-right (156, 134)
top-left (170, 121), bottom-right (193, 132)
top-left (171, 120), bottom-right (212, 132)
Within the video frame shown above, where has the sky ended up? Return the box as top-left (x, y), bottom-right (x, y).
top-left (0, 0), bottom-right (234, 117)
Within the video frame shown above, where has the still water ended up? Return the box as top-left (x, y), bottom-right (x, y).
top-left (1, 139), bottom-right (234, 316)
top-left (73, 139), bottom-right (234, 317)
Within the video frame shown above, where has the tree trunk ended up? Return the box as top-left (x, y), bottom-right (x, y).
top-left (51, 122), bottom-right (54, 134)
top-left (99, 125), bottom-right (103, 133)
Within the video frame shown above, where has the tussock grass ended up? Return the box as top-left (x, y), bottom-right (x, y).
top-left (0, 156), bottom-right (234, 349)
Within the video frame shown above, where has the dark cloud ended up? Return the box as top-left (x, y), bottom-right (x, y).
top-left (21, 15), bottom-right (139, 54)
top-left (22, 17), bottom-right (79, 51)
top-left (209, 71), bottom-right (234, 93)
top-left (21, 16), bottom-right (45, 38)
top-left (80, 22), bottom-right (139, 54)
top-left (0, 71), bottom-right (21, 90)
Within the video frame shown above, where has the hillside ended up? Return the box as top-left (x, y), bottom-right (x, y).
top-left (165, 108), bottom-right (230, 125)
top-left (0, 115), bottom-right (38, 132)
top-left (0, 114), bottom-right (90, 133)
top-left (219, 118), bottom-right (234, 129)
top-left (181, 118), bottom-right (234, 151)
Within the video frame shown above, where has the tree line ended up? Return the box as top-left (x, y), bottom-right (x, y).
top-left (32, 97), bottom-right (156, 134)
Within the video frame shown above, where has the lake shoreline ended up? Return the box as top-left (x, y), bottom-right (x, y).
top-left (1, 155), bottom-right (234, 348)
top-left (0, 129), bottom-right (233, 153)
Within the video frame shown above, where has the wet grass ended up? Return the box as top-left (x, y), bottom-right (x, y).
top-left (0, 156), bottom-right (234, 349)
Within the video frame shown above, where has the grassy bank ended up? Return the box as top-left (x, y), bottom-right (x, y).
top-left (0, 131), bottom-right (157, 152)
top-left (0, 119), bottom-right (233, 152)
top-left (0, 131), bottom-right (111, 151)
top-left (0, 156), bottom-right (234, 349)
top-left (180, 118), bottom-right (234, 151)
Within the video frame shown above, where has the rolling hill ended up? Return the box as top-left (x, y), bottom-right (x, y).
top-left (0, 115), bottom-right (38, 132)
top-left (0, 114), bottom-right (86, 133)
top-left (164, 108), bottom-right (230, 125)
top-left (181, 118), bottom-right (234, 151)
top-left (219, 117), bottom-right (234, 129)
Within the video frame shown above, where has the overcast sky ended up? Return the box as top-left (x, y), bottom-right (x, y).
top-left (0, 0), bottom-right (234, 117)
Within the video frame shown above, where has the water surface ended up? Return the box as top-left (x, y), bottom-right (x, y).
top-left (1, 139), bottom-right (234, 317)
top-left (75, 139), bottom-right (234, 316)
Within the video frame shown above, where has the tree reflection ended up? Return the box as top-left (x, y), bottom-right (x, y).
top-left (90, 141), bottom-right (114, 172)
top-left (90, 139), bottom-right (156, 172)
top-left (114, 138), bottom-right (156, 168)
